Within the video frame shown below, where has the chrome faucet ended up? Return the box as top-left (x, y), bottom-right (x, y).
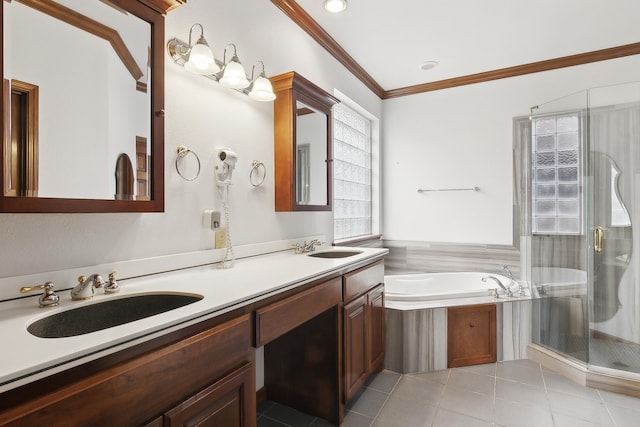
top-left (482, 275), bottom-right (512, 297)
top-left (501, 265), bottom-right (525, 295)
top-left (105, 271), bottom-right (121, 294)
top-left (292, 239), bottom-right (323, 254)
top-left (501, 265), bottom-right (515, 281)
top-left (71, 274), bottom-right (106, 300)
top-left (20, 282), bottom-right (60, 307)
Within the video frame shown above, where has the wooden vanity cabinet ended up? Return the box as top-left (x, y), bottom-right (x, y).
top-left (259, 277), bottom-right (343, 425)
top-left (342, 261), bottom-right (385, 403)
top-left (0, 313), bottom-right (255, 427)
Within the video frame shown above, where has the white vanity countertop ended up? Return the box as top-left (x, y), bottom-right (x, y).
top-left (0, 247), bottom-right (388, 393)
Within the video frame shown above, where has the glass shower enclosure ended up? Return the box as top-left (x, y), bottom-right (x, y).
top-left (530, 81), bottom-right (640, 375)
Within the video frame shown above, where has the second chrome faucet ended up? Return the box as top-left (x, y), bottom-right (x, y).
top-left (71, 272), bottom-right (120, 300)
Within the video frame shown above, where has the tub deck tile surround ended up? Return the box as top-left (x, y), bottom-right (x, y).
top-left (385, 300), bottom-right (532, 373)
top-left (498, 300), bottom-right (532, 361)
top-left (383, 241), bottom-right (520, 278)
top-left (385, 308), bottom-right (448, 373)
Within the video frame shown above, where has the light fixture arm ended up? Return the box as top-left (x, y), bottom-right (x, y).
top-left (251, 61), bottom-right (267, 80)
top-left (222, 43), bottom-right (240, 66)
top-left (187, 23), bottom-right (205, 49)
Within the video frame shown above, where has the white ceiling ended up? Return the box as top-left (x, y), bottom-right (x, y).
top-left (295, 0), bottom-right (640, 90)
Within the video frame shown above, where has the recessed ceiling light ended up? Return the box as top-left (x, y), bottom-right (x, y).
top-left (419, 61), bottom-right (439, 71)
top-left (324, 0), bottom-right (348, 13)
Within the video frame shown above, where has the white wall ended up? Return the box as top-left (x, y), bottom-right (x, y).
top-left (0, 0), bottom-right (382, 288)
top-left (382, 55), bottom-right (640, 245)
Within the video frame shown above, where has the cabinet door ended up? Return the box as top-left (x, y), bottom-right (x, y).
top-left (164, 362), bottom-right (254, 427)
top-left (447, 304), bottom-right (497, 368)
top-left (343, 294), bottom-right (367, 402)
top-left (367, 285), bottom-right (385, 373)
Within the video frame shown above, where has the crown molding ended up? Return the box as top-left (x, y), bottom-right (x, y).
top-left (272, 1), bottom-right (640, 100)
top-left (270, 0), bottom-right (385, 98)
top-left (384, 42), bottom-right (640, 99)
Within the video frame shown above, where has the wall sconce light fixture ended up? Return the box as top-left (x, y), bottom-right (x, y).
top-left (219, 44), bottom-right (250, 89)
top-left (182, 24), bottom-right (219, 74)
top-left (248, 61), bottom-right (276, 102)
top-left (167, 24), bottom-right (275, 102)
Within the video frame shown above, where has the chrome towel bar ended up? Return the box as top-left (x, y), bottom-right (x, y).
top-left (417, 187), bottom-right (479, 193)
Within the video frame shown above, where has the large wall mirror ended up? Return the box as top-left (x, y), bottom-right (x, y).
top-left (272, 71), bottom-right (339, 212)
top-left (0, 0), bottom-right (174, 213)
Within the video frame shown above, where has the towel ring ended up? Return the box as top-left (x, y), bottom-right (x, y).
top-left (250, 160), bottom-right (266, 187)
top-left (175, 145), bottom-right (201, 181)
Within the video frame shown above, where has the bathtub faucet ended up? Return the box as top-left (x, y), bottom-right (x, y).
top-left (501, 265), bottom-right (515, 281)
top-left (482, 275), bottom-right (512, 297)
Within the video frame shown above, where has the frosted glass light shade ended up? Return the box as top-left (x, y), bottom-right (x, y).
top-left (248, 76), bottom-right (276, 101)
top-left (323, 0), bottom-right (347, 13)
top-left (219, 60), bottom-right (250, 89)
top-left (184, 42), bottom-right (219, 74)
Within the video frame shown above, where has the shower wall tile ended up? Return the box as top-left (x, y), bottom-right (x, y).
top-left (498, 300), bottom-right (533, 361)
top-left (383, 241), bottom-right (520, 278)
top-left (385, 307), bottom-right (447, 373)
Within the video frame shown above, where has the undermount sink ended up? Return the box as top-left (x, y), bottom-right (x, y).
top-left (27, 293), bottom-right (203, 338)
top-left (307, 250), bottom-right (363, 259)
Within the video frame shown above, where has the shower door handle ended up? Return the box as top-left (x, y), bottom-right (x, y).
top-left (594, 226), bottom-right (605, 253)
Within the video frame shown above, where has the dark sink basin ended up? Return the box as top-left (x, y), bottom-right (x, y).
top-left (28, 293), bottom-right (203, 338)
top-left (307, 250), bottom-right (363, 259)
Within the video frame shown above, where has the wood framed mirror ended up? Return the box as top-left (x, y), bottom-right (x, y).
top-left (0, 0), bottom-right (181, 213)
top-left (272, 71), bottom-right (339, 212)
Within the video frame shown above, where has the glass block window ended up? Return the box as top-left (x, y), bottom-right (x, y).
top-left (333, 103), bottom-right (372, 241)
top-left (531, 114), bottom-right (582, 234)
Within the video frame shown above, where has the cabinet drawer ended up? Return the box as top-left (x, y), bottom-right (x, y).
top-left (343, 260), bottom-right (384, 302)
top-left (255, 277), bottom-right (341, 346)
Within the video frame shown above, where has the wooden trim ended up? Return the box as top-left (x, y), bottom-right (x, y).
top-left (136, 0), bottom-right (186, 15)
top-left (16, 0), bottom-right (144, 81)
top-left (270, 0), bottom-right (385, 99)
top-left (10, 80), bottom-right (39, 197)
top-left (272, 0), bottom-right (640, 99)
top-left (136, 81), bottom-right (148, 93)
top-left (2, 79), bottom-right (8, 195)
top-left (384, 42), bottom-right (640, 99)
top-left (256, 387), bottom-right (267, 405)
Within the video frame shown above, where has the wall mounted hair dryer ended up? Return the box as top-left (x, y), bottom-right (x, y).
top-left (215, 148), bottom-right (237, 186)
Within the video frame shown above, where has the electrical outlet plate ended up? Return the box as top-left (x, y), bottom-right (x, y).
top-left (203, 210), bottom-right (221, 230)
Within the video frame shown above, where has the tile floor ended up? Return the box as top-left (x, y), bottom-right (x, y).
top-left (257, 359), bottom-right (640, 426)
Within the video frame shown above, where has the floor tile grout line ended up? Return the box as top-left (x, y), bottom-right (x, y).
top-left (492, 364), bottom-right (498, 425)
top-left (597, 389), bottom-right (619, 427)
top-left (366, 371), bottom-right (403, 426)
top-left (428, 369), bottom-right (451, 427)
top-left (259, 413), bottom-right (293, 427)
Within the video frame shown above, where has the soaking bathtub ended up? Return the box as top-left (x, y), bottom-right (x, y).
top-left (385, 272), bottom-right (523, 310)
top-left (384, 271), bottom-right (532, 373)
